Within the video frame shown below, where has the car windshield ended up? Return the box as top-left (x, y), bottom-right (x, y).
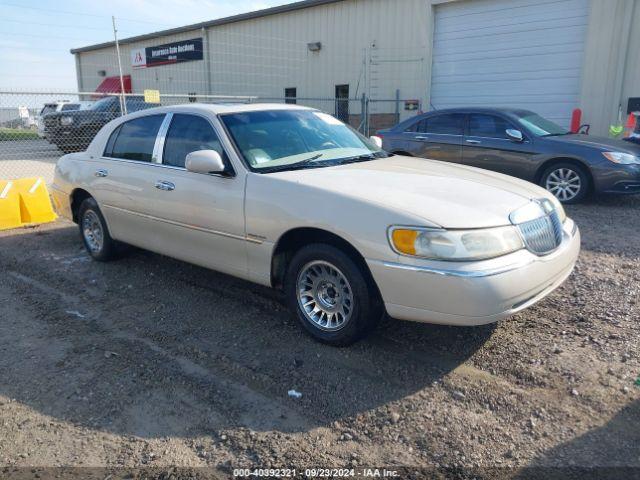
top-left (517, 113), bottom-right (569, 136)
top-left (40, 104), bottom-right (58, 115)
top-left (220, 109), bottom-right (388, 172)
top-left (90, 97), bottom-right (116, 112)
top-left (90, 97), bottom-right (147, 113)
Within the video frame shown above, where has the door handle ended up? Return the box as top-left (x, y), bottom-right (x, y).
top-left (94, 169), bottom-right (108, 177)
top-left (415, 136), bottom-right (429, 141)
top-left (155, 181), bottom-right (175, 192)
top-left (465, 139), bottom-right (481, 144)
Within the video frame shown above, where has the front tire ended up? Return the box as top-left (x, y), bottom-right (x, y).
top-left (540, 162), bottom-right (590, 204)
top-left (78, 198), bottom-right (118, 262)
top-left (284, 244), bottom-right (383, 346)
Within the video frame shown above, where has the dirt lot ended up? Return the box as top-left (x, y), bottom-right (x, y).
top-left (0, 195), bottom-right (638, 479)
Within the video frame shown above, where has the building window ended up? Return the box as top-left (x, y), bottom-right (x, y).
top-left (335, 84), bottom-right (349, 124)
top-left (285, 87), bottom-right (297, 104)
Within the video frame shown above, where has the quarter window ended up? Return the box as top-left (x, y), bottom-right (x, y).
top-left (468, 114), bottom-right (513, 139)
top-left (103, 125), bottom-right (121, 157)
top-left (163, 114), bottom-right (224, 168)
top-left (108, 114), bottom-right (165, 161)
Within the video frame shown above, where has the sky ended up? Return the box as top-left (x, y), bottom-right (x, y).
top-left (0, 0), bottom-right (292, 91)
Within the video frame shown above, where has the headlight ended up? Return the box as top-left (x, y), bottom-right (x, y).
top-left (602, 152), bottom-right (640, 165)
top-left (389, 226), bottom-right (524, 261)
top-left (60, 116), bottom-right (74, 126)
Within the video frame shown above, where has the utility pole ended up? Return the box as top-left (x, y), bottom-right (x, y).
top-left (112, 16), bottom-right (128, 116)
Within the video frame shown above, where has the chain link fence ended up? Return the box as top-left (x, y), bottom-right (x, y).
top-left (0, 90), bottom-right (419, 183)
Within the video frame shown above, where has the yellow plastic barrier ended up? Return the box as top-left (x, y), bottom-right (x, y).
top-left (15, 177), bottom-right (57, 226)
top-left (0, 180), bottom-right (22, 231)
top-left (0, 177), bottom-right (57, 230)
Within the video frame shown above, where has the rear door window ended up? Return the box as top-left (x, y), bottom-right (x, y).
top-left (424, 114), bottom-right (465, 135)
top-left (468, 114), bottom-right (513, 139)
top-left (109, 114), bottom-right (165, 162)
top-left (162, 114), bottom-right (224, 168)
top-left (406, 114), bottom-right (464, 135)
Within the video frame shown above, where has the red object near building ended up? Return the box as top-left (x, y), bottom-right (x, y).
top-left (570, 108), bottom-right (582, 134)
top-left (92, 75), bottom-right (132, 99)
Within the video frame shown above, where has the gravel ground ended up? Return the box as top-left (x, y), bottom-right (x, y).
top-left (0, 195), bottom-right (638, 479)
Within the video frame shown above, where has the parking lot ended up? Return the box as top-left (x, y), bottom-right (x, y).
top-left (0, 194), bottom-right (638, 476)
top-left (0, 139), bottom-right (59, 184)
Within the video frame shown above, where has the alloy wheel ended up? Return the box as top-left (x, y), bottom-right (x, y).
top-left (82, 210), bottom-right (104, 253)
top-left (296, 260), bottom-right (354, 332)
top-left (545, 168), bottom-right (582, 202)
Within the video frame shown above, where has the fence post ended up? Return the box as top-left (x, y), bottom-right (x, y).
top-left (395, 89), bottom-right (400, 125)
top-left (360, 93), bottom-right (367, 135)
top-left (111, 16), bottom-right (127, 116)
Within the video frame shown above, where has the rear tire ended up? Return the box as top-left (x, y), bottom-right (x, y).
top-left (540, 162), bottom-right (590, 204)
top-left (78, 198), bottom-right (118, 262)
top-left (284, 243), bottom-right (383, 346)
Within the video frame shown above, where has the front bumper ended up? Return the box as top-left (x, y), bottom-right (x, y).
top-left (596, 164), bottom-right (640, 194)
top-left (367, 219), bottom-right (580, 326)
top-left (50, 184), bottom-right (73, 222)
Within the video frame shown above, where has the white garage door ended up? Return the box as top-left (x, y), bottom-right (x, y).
top-left (430, 0), bottom-right (590, 127)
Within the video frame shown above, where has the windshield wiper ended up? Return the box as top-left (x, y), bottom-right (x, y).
top-left (335, 152), bottom-right (391, 165)
top-left (259, 153), bottom-right (324, 173)
top-left (542, 132), bottom-right (572, 137)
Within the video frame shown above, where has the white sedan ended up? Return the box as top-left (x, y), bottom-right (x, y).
top-left (51, 104), bottom-right (580, 346)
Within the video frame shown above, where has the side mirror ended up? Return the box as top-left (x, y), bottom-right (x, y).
top-left (185, 150), bottom-right (226, 174)
top-left (506, 129), bottom-right (524, 142)
top-left (370, 135), bottom-right (383, 148)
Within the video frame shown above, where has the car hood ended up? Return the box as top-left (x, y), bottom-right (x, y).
top-left (547, 134), bottom-right (640, 154)
top-left (271, 155), bottom-right (552, 229)
top-left (45, 110), bottom-right (112, 121)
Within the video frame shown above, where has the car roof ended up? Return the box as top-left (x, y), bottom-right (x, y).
top-left (126, 103), bottom-right (315, 116)
top-left (425, 107), bottom-right (534, 116)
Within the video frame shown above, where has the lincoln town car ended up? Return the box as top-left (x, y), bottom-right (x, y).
top-left (51, 104), bottom-right (581, 345)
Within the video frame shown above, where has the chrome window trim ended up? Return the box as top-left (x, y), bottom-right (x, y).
top-left (159, 111), bottom-right (236, 177)
top-left (101, 110), bottom-right (237, 178)
top-left (97, 155), bottom-right (232, 179)
top-left (152, 113), bottom-right (173, 164)
top-left (101, 113), bottom-right (167, 164)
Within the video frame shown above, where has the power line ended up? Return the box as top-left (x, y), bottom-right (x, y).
top-left (0, 30), bottom-right (113, 42)
top-left (0, 2), bottom-right (182, 27)
top-left (1, 18), bottom-right (138, 34)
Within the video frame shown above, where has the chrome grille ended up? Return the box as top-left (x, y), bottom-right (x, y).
top-left (517, 210), bottom-right (563, 255)
top-left (44, 117), bottom-right (58, 128)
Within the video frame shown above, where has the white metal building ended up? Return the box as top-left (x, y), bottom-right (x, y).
top-left (72, 0), bottom-right (640, 136)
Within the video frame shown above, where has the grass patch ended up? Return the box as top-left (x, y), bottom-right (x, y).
top-left (0, 128), bottom-right (39, 141)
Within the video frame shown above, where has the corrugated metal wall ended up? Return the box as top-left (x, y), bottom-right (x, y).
top-left (75, 0), bottom-right (639, 136)
top-left (429, 0), bottom-right (590, 127)
top-left (578, 0), bottom-right (639, 135)
top-left (76, 0), bottom-right (430, 120)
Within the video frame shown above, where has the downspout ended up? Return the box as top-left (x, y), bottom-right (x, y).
top-left (202, 26), bottom-right (212, 96)
top-left (74, 54), bottom-right (84, 98)
top-left (611, 0), bottom-right (635, 124)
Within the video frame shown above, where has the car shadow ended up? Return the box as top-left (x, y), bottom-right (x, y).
top-left (0, 223), bottom-right (495, 439)
top-left (515, 399), bottom-right (640, 479)
top-left (564, 194), bottom-right (640, 260)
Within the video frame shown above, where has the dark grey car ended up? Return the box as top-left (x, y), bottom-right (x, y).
top-left (378, 108), bottom-right (640, 203)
